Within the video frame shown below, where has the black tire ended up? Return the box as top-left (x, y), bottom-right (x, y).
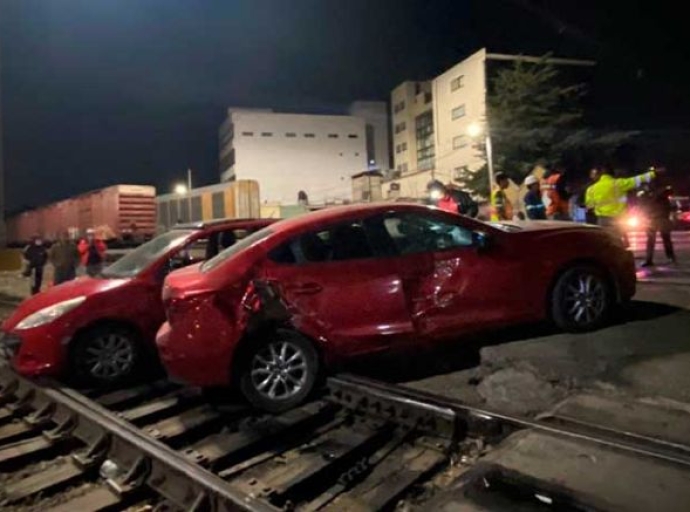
top-left (551, 265), bottom-right (613, 333)
top-left (70, 324), bottom-right (143, 386)
top-left (238, 329), bottom-right (319, 413)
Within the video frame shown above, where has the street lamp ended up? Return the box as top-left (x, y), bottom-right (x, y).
top-left (467, 122), bottom-right (495, 193)
top-left (174, 168), bottom-right (193, 222)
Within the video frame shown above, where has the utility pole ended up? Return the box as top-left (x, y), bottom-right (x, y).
top-left (0, 6), bottom-right (7, 247)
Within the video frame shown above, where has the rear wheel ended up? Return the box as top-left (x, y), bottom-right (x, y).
top-left (70, 325), bottom-right (142, 386)
top-left (238, 330), bottom-right (319, 413)
top-left (551, 265), bottom-right (613, 332)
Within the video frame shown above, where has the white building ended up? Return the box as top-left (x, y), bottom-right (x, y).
top-left (219, 108), bottom-right (368, 205)
top-left (348, 101), bottom-right (391, 172)
top-left (386, 49), bottom-right (488, 199)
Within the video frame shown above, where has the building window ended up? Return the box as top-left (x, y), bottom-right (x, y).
top-left (241, 131), bottom-right (254, 137)
top-left (393, 101), bottom-right (406, 114)
top-left (355, 152), bottom-right (360, 156)
top-left (451, 75), bottom-right (465, 91)
top-left (328, 133), bottom-right (339, 138)
top-left (395, 122), bottom-right (406, 134)
top-left (415, 111), bottom-right (435, 172)
top-left (348, 134), bottom-right (359, 139)
top-left (304, 133), bottom-right (316, 138)
top-left (453, 135), bottom-right (468, 149)
top-left (285, 132), bottom-right (297, 138)
top-left (402, 142), bottom-right (407, 151)
top-left (452, 105), bottom-right (466, 120)
top-left (424, 92), bottom-right (432, 104)
top-left (402, 163), bottom-right (408, 173)
top-left (396, 143), bottom-right (408, 154)
top-left (261, 132), bottom-right (273, 137)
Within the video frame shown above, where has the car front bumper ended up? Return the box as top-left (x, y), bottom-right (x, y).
top-left (0, 326), bottom-right (67, 377)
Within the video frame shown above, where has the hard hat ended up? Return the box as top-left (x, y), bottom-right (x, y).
top-left (524, 175), bottom-right (539, 187)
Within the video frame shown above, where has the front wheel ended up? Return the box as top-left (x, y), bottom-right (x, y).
top-left (70, 325), bottom-right (142, 386)
top-left (238, 330), bottom-right (319, 413)
top-left (551, 265), bottom-right (613, 332)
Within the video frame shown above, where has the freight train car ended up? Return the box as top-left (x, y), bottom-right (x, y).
top-left (155, 180), bottom-right (260, 232)
top-left (6, 185), bottom-right (156, 245)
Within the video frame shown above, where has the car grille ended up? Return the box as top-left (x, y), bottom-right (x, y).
top-left (0, 333), bottom-right (21, 361)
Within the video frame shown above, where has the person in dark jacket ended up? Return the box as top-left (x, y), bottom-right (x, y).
top-left (641, 183), bottom-right (676, 267)
top-left (523, 175), bottom-right (547, 220)
top-left (427, 180), bottom-right (479, 217)
top-left (23, 236), bottom-right (49, 295)
top-left (49, 231), bottom-right (80, 285)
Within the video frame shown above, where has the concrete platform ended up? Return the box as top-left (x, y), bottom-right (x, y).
top-left (429, 429), bottom-right (690, 511)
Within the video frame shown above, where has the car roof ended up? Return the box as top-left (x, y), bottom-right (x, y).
top-left (266, 202), bottom-right (441, 234)
top-left (172, 218), bottom-right (275, 232)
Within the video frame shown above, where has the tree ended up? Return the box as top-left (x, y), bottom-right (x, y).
top-left (486, 55), bottom-right (587, 185)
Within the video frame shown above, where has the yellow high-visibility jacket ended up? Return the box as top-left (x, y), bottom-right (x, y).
top-left (490, 188), bottom-right (513, 221)
top-left (585, 171), bottom-right (655, 218)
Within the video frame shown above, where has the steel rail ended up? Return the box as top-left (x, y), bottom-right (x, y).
top-left (331, 374), bottom-right (690, 469)
top-left (0, 369), bottom-right (278, 512)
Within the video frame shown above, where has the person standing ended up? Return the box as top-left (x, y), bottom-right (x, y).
top-left (49, 231), bottom-right (80, 285)
top-left (78, 229), bottom-right (107, 277)
top-left (427, 180), bottom-right (479, 217)
top-left (523, 175), bottom-right (547, 220)
top-left (585, 167), bottom-right (657, 242)
top-left (490, 172), bottom-right (513, 221)
top-left (641, 183), bottom-right (676, 267)
top-left (22, 236), bottom-right (48, 295)
top-left (542, 168), bottom-right (571, 220)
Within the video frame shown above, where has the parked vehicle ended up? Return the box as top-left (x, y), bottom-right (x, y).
top-left (156, 203), bottom-right (636, 412)
top-left (1, 218), bottom-right (274, 386)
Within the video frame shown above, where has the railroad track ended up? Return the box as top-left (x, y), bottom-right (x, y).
top-left (2, 368), bottom-right (690, 511)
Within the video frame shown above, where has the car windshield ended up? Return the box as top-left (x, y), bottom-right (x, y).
top-left (201, 227), bottom-right (273, 272)
top-left (102, 230), bottom-right (195, 278)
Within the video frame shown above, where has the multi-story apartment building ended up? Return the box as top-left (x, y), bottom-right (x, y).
top-left (219, 108), bottom-right (367, 205)
top-left (387, 49), bottom-right (488, 199)
top-left (390, 81), bottom-right (434, 196)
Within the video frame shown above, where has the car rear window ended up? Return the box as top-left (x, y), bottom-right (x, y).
top-left (201, 227), bottom-right (273, 272)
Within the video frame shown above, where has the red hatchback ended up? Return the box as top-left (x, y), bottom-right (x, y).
top-left (1, 219), bottom-right (273, 385)
top-left (157, 204), bottom-right (636, 412)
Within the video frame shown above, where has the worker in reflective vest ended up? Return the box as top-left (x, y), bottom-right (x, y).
top-left (585, 167), bottom-right (657, 237)
top-left (542, 169), bottom-right (571, 220)
top-left (490, 172), bottom-right (513, 222)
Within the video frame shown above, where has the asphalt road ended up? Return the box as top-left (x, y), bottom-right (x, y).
top-left (386, 230), bottom-right (690, 415)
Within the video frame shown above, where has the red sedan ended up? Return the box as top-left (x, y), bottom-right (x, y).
top-left (157, 203), bottom-right (636, 412)
top-left (1, 219), bottom-right (274, 385)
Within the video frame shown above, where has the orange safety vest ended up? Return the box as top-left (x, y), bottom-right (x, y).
top-left (542, 173), bottom-right (569, 217)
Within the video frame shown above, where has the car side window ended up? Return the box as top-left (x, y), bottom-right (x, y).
top-left (268, 221), bottom-right (375, 264)
top-left (381, 213), bottom-right (473, 255)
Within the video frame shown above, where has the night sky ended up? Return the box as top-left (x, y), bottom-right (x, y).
top-left (1, 0), bottom-right (688, 211)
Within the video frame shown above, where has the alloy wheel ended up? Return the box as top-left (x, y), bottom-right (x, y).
top-left (250, 340), bottom-right (308, 401)
top-left (82, 333), bottom-right (135, 380)
top-left (563, 272), bottom-right (606, 326)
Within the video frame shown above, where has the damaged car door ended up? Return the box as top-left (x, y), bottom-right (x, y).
top-left (373, 211), bottom-right (517, 341)
top-left (262, 220), bottom-right (415, 358)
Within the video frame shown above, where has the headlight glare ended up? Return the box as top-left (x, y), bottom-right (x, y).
top-left (15, 296), bottom-right (87, 330)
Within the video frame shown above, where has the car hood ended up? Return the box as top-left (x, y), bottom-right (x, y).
top-left (498, 220), bottom-right (600, 232)
top-left (3, 276), bottom-right (129, 330)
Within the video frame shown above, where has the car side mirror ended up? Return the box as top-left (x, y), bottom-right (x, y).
top-left (472, 231), bottom-right (491, 252)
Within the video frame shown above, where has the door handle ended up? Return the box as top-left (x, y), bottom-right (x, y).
top-left (290, 282), bottom-right (323, 295)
